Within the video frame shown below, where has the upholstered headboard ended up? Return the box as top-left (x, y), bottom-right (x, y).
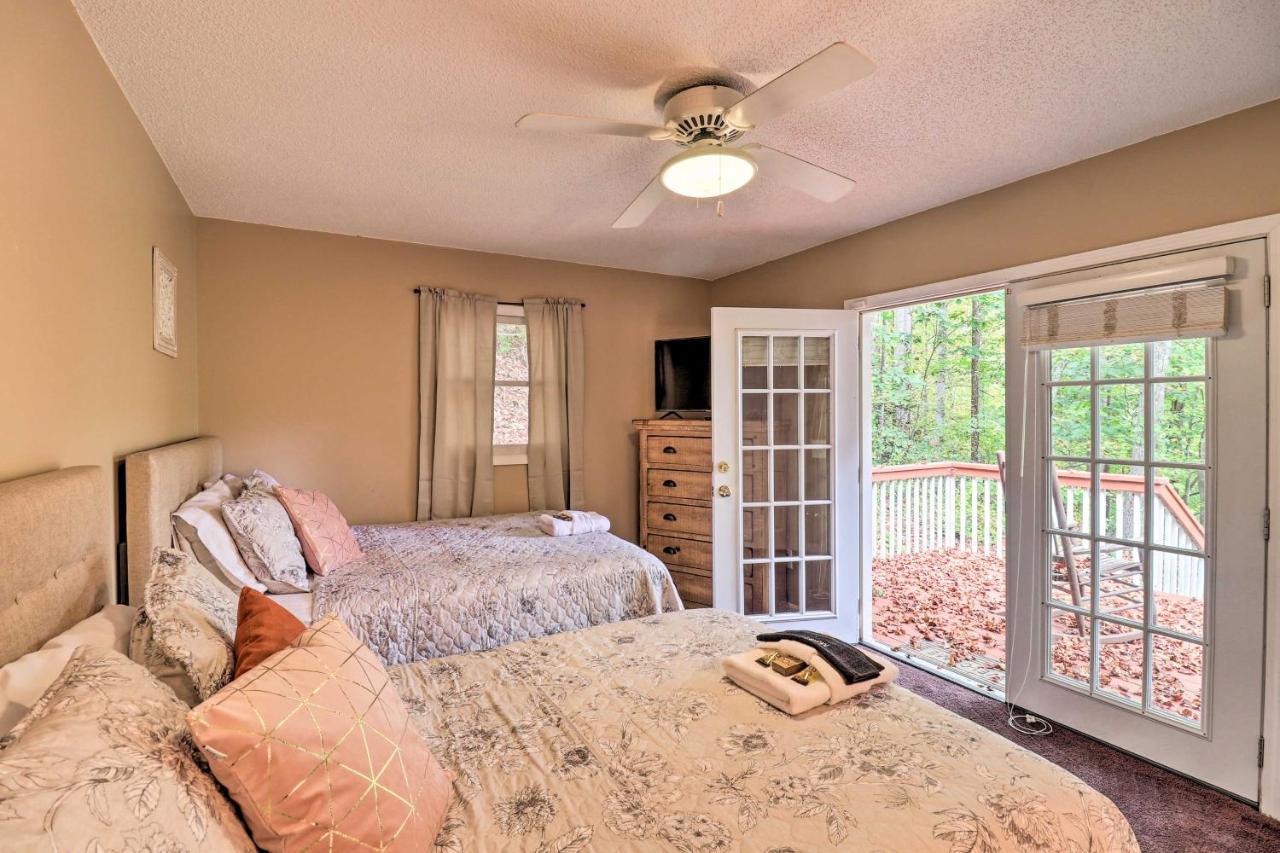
top-left (124, 437), bottom-right (223, 607)
top-left (0, 466), bottom-right (111, 666)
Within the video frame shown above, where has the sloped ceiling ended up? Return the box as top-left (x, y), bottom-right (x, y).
top-left (73, 0), bottom-right (1280, 280)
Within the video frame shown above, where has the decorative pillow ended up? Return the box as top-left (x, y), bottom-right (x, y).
top-left (130, 607), bottom-right (199, 706)
top-left (145, 547), bottom-right (239, 702)
top-left (233, 588), bottom-right (306, 679)
top-left (243, 468), bottom-right (281, 493)
top-left (0, 645), bottom-right (255, 852)
top-left (173, 479), bottom-right (267, 592)
top-left (274, 487), bottom-right (364, 575)
top-left (189, 616), bottom-right (453, 851)
top-left (0, 604), bottom-right (134, 737)
top-left (222, 491), bottom-right (309, 593)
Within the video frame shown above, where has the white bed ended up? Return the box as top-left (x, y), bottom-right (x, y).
top-left (123, 437), bottom-right (681, 663)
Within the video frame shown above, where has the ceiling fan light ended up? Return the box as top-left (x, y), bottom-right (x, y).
top-left (660, 146), bottom-right (757, 199)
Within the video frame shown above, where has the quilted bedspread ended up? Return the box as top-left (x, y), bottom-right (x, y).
top-left (313, 513), bottom-right (682, 664)
top-left (392, 609), bottom-right (1140, 852)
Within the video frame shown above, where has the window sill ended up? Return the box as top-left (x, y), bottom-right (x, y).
top-left (494, 446), bottom-right (528, 466)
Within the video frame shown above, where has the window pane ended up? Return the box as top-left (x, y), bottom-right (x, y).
top-left (1153, 338), bottom-right (1206, 378)
top-left (1048, 533), bottom-right (1091, 609)
top-left (773, 449), bottom-right (799, 502)
top-left (1154, 467), bottom-right (1205, 551)
top-left (1048, 461), bottom-right (1091, 535)
top-left (804, 449), bottom-right (829, 501)
top-left (774, 562), bottom-right (801, 614)
top-left (742, 336), bottom-right (768, 389)
top-left (1152, 551), bottom-right (1204, 639)
top-left (1099, 383), bottom-right (1143, 460)
top-left (805, 504), bottom-right (831, 557)
top-left (741, 450), bottom-right (769, 503)
top-left (1049, 608), bottom-right (1091, 688)
top-left (1152, 636), bottom-right (1203, 724)
top-left (773, 393), bottom-right (799, 445)
top-left (493, 385), bottom-right (528, 445)
top-left (1051, 385), bottom-right (1091, 457)
top-left (803, 394), bottom-right (830, 445)
top-left (495, 322), bottom-right (529, 381)
top-left (1051, 347), bottom-right (1090, 382)
top-left (805, 561), bottom-right (832, 611)
top-left (1153, 381), bottom-right (1206, 464)
top-left (774, 506), bottom-right (800, 558)
top-left (1096, 543), bottom-right (1144, 624)
top-left (743, 564), bottom-right (768, 616)
top-left (803, 337), bottom-right (831, 389)
top-left (742, 507), bottom-right (769, 559)
top-left (773, 337), bottom-right (799, 389)
top-left (1096, 621), bottom-right (1143, 708)
top-left (742, 394), bottom-right (767, 446)
top-left (1099, 343), bottom-right (1144, 380)
top-left (1099, 473), bottom-right (1144, 542)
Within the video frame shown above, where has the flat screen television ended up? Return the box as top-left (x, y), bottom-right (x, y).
top-left (655, 336), bottom-right (711, 412)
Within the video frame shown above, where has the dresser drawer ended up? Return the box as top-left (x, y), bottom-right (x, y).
top-left (646, 534), bottom-right (711, 573)
top-left (646, 502), bottom-right (711, 536)
top-left (645, 468), bottom-right (711, 502)
top-left (644, 435), bottom-right (711, 469)
top-left (670, 569), bottom-right (712, 607)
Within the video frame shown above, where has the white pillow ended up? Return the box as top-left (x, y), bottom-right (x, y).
top-left (0, 604), bottom-right (135, 736)
top-left (173, 480), bottom-right (266, 592)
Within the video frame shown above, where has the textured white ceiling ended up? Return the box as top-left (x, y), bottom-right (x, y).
top-left (73, 1), bottom-right (1280, 280)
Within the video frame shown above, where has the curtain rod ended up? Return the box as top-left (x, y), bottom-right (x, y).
top-left (411, 287), bottom-right (585, 307)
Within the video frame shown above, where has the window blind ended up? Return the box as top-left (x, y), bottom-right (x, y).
top-left (1022, 280), bottom-right (1229, 351)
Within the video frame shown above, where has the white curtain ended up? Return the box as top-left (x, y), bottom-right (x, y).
top-left (417, 288), bottom-right (497, 520)
top-left (524, 297), bottom-right (585, 511)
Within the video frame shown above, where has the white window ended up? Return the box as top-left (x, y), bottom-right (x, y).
top-left (494, 305), bottom-right (529, 464)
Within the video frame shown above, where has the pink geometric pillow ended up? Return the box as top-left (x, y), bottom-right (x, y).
top-left (187, 616), bottom-right (454, 852)
top-left (273, 487), bottom-right (363, 575)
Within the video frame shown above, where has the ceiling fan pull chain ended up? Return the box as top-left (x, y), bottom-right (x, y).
top-left (716, 199), bottom-right (725, 218)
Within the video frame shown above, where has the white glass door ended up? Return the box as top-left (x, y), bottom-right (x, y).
top-left (711, 307), bottom-right (860, 638)
top-left (1006, 239), bottom-right (1268, 800)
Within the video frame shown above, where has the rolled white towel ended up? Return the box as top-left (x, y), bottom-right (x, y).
top-left (536, 510), bottom-right (611, 536)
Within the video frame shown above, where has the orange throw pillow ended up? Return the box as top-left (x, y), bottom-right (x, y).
top-left (189, 616), bottom-right (453, 852)
top-left (233, 588), bottom-right (305, 679)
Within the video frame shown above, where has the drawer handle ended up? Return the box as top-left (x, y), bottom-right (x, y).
top-left (662, 446), bottom-right (678, 454)
top-left (662, 512), bottom-right (677, 522)
top-left (662, 545), bottom-right (681, 556)
top-left (662, 479), bottom-right (678, 488)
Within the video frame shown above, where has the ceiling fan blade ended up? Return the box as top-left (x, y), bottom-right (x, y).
top-left (724, 42), bottom-right (875, 130)
top-left (612, 176), bottom-right (666, 229)
top-left (743, 144), bottom-right (855, 202)
top-left (516, 112), bottom-right (672, 140)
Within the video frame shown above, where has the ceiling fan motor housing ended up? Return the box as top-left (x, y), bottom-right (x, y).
top-left (663, 85), bottom-right (744, 146)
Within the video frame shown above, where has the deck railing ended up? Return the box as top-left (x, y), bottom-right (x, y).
top-left (871, 462), bottom-right (1206, 596)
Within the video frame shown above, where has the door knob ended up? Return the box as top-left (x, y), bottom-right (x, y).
top-left (717, 461), bottom-right (730, 473)
top-left (717, 485), bottom-right (732, 498)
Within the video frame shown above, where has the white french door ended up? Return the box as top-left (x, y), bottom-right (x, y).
top-left (1007, 239), bottom-right (1268, 800)
top-left (711, 308), bottom-right (860, 639)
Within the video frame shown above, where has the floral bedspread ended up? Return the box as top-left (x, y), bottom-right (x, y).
top-left (391, 609), bottom-right (1140, 852)
top-left (313, 513), bottom-right (681, 665)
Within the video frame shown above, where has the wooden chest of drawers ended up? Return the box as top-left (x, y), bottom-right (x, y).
top-left (634, 418), bottom-right (713, 608)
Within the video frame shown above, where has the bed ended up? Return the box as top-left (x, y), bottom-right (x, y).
top-left (123, 437), bottom-right (681, 663)
top-left (391, 607), bottom-right (1140, 851)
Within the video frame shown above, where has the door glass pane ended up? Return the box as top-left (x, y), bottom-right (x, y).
top-left (1048, 461), bottom-right (1090, 534)
top-left (1051, 385), bottom-right (1091, 457)
top-left (742, 336), bottom-right (768, 389)
top-left (1099, 473), bottom-right (1144, 542)
top-left (741, 450), bottom-right (769, 503)
top-left (803, 394), bottom-right (830, 445)
top-left (1153, 467), bottom-right (1205, 551)
top-left (773, 393), bottom-right (799, 445)
top-left (805, 561), bottom-right (832, 611)
top-left (742, 564), bottom-right (768, 616)
top-left (774, 562), bottom-right (801, 614)
top-left (1051, 347), bottom-right (1090, 382)
top-left (1154, 338), bottom-right (1206, 378)
top-left (742, 394), bottom-right (767, 446)
top-left (773, 337), bottom-right (799, 389)
top-left (1048, 534), bottom-right (1092, 609)
top-left (1096, 543), bottom-right (1144, 624)
top-left (1151, 551), bottom-right (1205, 639)
top-left (1099, 384), bottom-right (1143, 461)
top-left (804, 505), bottom-right (830, 557)
top-left (1049, 608), bottom-right (1091, 688)
top-left (773, 449), bottom-right (799, 502)
top-left (803, 337), bottom-right (830, 389)
top-left (1151, 636), bottom-right (1203, 724)
top-left (1099, 343), bottom-right (1144, 380)
top-left (1097, 621), bottom-right (1144, 708)
top-left (774, 506), bottom-right (799, 558)
top-left (742, 507), bottom-right (768, 559)
top-left (804, 450), bottom-right (830, 500)
top-left (1153, 382), bottom-right (1206, 463)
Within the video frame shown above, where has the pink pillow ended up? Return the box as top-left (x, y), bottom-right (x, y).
top-left (273, 486), bottom-right (363, 574)
top-left (188, 616), bottom-right (453, 851)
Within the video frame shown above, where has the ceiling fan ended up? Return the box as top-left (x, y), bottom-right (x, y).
top-left (516, 42), bottom-right (874, 228)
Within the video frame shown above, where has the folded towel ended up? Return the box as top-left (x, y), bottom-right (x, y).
top-left (722, 642), bottom-right (898, 715)
top-left (536, 510), bottom-right (611, 536)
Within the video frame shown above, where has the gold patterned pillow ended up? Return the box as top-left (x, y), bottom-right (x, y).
top-left (0, 645), bottom-right (255, 851)
top-left (189, 615), bottom-right (453, 851)
top-left (144, 547), bottom-right (239, 702)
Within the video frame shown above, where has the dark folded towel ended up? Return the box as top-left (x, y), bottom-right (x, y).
top-left (756, 630), bottom-right (885, 685)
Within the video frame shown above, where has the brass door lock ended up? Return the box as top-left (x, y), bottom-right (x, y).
top-left (717, 485), bottom-right (732, 498)
top-left (717, 461), bottom-right (730, 473)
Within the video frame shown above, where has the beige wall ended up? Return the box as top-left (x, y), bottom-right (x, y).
top-left (1, 0), bottom-right (199, 592)
top-left (196, 220), bottom-right (710, 540)
top-left (713, 99), bottom-right (1280, 307)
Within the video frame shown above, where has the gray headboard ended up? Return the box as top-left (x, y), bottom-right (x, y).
top-left (124, 437), bottom-right (223, 607)
top-left (0, 466), bottom-right (111, 666)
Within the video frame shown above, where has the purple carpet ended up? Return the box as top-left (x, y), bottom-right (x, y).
top-left (895, 661), bottom-right (1280, 852)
